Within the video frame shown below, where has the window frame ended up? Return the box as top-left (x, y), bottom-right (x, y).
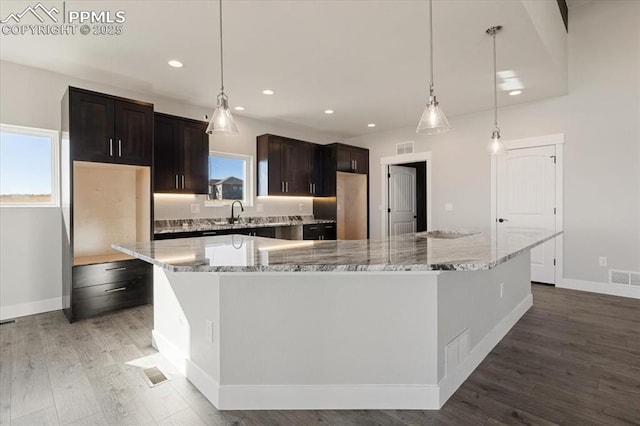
top-left (0, 123), bottom-right (60, 208)
top-left (205, 150), bottom-right (254, 207)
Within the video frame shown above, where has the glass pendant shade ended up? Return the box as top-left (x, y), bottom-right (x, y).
top-left (206, 93), bottom-right (238, 135)
top-left (487, 129), bottom-right (506, 155)
top-left (417, 95), bottom-right (450, 134)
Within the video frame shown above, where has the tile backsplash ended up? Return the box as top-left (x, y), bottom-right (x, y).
top-left (153, 194), bottom-right (314, 220)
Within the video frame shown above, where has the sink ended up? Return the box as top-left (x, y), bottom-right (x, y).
top-left (417, 231), bottom-right (479, 239)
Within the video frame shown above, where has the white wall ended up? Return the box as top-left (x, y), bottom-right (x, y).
top-left (0, 60), bottom-right (338, 316)
top-left (345, 1), bottom-right (640, 285)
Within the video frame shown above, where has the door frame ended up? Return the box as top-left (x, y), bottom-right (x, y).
top-left (380, 151), bottom-right (432, 238)
top-left (491, 133), bottom-right (564, 285)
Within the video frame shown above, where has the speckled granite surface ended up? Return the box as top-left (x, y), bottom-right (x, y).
top-left (154, 216), bottom-right (335, 234)
top-left (113, 228), bottom-right (561, 273)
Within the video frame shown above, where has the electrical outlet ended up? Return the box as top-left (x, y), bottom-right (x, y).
top-left (599, 256), bottom-right (608, 267)
top-left (445, 203), bottom-right (453, 211)
top-left (256, 203), bottom-right (264, 212)
top-left (191, 204), bottom-right (200, 214)
top-left (298, 203), bottom-right (304, 212)
top-left (205, 320), bottom-right (214, 343)
top-left (500, 283), bottom-right (504, 299)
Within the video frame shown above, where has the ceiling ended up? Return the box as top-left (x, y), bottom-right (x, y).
top-left (0, 0), bottom-right (568, 139)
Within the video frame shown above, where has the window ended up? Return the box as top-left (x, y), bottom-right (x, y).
top-left (206, 151), bottom-right (253, 206)
top-left (0, 124), bottom-right (59, 207)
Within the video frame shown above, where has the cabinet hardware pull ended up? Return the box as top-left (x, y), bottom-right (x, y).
top-left (181, 175), bottom-right (185, 189)
top-left (281, 181), bottom-right (284, 192)
top-left (105, 267), bottom-right (126, 271)
top-left (286, 182), bottom-right (289, 192)
top-left (109, 139), bottom-right (113, 156)
top-left (202, 231), bottom-right (217, 236)
top-left (309, 226), bottom-right (318, 230)
top-left (325, 225), bottom-right (333, 229)
top-left (312, 183), bottom-right (315, 194)
top-left (118, 139), bottom-right (122, 157)
top-left (310, 183), bottom-right (312, 193)
top-left (355, 160), bottom-right (357, 170)
top-left (105, 286), bottom-right (127, 293)
top-left (175, 175), bottom-right (179, 189)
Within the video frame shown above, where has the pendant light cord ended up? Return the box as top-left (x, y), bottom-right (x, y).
top-left (219, 0), bottom-right (225, 94)
top-left (429, 0), bottom-right (434, 96)
top-left (492, 32), bottom-right (498, 129)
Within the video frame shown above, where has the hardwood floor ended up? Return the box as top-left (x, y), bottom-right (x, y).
top-left (0, 284), bottom-right (638, 425)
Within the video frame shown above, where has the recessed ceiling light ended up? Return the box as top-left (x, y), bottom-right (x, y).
top-left (262, 89), bottom-right (274, 95)
top-left (168, 60), bottom-right (183, 68)
top-left (234, 106), bottom-right (245, 111)
top-left (367, 123), bottom-right (376, 128)
top-left (324, 109), bottom-right (334, 114)
top-left (508, 90), bottom-right (522, 96)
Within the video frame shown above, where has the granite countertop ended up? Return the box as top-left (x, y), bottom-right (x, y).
top-left (154, 216), bottom-right (335, 234)
top-left (113, 228), bottom-right (561, 273)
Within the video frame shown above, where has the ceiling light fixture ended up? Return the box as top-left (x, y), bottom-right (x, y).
top-left (486, 26), bottom-right (506, 155)
top-left (262, 89), bottom-right (274, 95)
top-left (234, 106), bottom-right (245, 111)
top-left (206, 0), bottom-right (238, 135)
top-left (367, 123), bottom-right (376, 128)
top-left (508, 90), bottom-right (522, 96)
top-left (416, 0), bottom-right (450, 135)
top-left (168, 60), bottom-right (183, 68)
top-left (324, 109), bottom-right (334, 114)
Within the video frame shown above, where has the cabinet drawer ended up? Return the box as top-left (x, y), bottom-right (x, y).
top-left (73, 259), bottom-right (151, 288)
top-left (72, 277), bottom-right (148, 320)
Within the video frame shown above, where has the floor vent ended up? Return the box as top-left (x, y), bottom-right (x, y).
top-left (396, 141), bottom-right (414, 155)
top-left (609, 269), bottom-right (640, 286)
top-left (142, 367), bottom-right (169, 387)
top-left (0, 319), bottom-right (16, 326)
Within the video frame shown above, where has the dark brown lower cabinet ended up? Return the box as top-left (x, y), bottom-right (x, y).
top-left (70, 259), bottom-right (151, 321)
top-left (303, 223), bottom-right (336, 240)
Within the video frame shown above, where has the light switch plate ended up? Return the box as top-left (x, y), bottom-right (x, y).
top-left (298, 203), bottom-right (304, 212)
top-left (191, 204), bottom-right (200, 214)
top-left (256, 203), bottom-right (264, 212)
top-left (445, 203), bottom-right (453, 211)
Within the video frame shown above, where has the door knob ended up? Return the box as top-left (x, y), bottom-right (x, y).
top-left (498, 218), bottom-right (508, 223)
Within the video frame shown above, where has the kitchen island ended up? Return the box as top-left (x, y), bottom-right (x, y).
top-left (113, 228), bottom-right (560, 410)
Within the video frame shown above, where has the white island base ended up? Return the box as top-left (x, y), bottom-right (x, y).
top-left (150, 252), bottom-right (532, 411)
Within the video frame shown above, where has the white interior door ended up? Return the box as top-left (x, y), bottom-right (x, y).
top-left (497, 145), bottom-right (556, 284)
top-left (388, 165), bottom-right (416, 236)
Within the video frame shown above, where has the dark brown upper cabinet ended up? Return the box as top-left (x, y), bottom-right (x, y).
top-left (257, 134), bottom-right (320, 196)
top-left (153, 113), bottom-right (209, 194)
top-left (69, 87), bottom-right (153, 166)
top-left (336, 143), bottom-right (368, 174)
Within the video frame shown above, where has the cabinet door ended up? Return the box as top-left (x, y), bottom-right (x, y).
top-left (267, 137), bottom-right (285, 195)
top-left (322, 223), bottom-right (337, 240)
top-left (310, 144), bottom-right (323, 195)
top-left (70, 90), bottom-right (115, 162)
top-left (114, 101), bottom-right (153, 166)
top-left (352, 148), bottom-right (369, 174)
top-left (153, 115), bottom-right (180, 192)
top-left (181, 120), bottom-right (209, 194)
top-left (287, 140), bottom-right (313, 195)
top-left (303, 224), bottom-right (323, 240)
top-left (336, 144), bottom-right (353, 172)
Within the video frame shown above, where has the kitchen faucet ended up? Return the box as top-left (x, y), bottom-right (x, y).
top-left (230, 200), bottom-right (244, 224)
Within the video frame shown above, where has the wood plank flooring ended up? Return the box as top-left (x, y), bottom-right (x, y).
top-left (0, 284), bottom-right (638, 425)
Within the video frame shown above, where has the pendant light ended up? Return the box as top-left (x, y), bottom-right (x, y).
top-left (416, 0), bottom-right (450, 135)
top-left (206, 0), bottom-right (238, 135)
top-left (486, 25), bottom-right (506, 155)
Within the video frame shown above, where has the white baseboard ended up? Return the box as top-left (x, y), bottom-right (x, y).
top-left (152, 329), bottom-right (188, 376)
top-left (217, 384), bottom-right (439, 411)
top-left (0, 297), bottom-right (62, 321)
top-left (558, 278), bottom-right (640, 299)
top-left (437, 294), bottom-right (533, 407)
